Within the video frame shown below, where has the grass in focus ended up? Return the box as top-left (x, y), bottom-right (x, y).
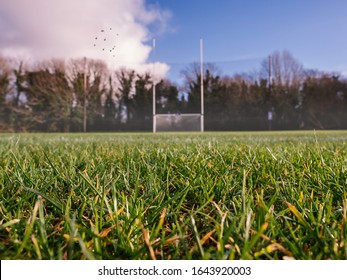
top-left (0, 131), bottom-right (347, 260)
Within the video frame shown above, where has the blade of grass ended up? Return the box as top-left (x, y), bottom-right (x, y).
top-left (286, 201), bottom-right (311, 229)
top-left (190, 214), bottom-right (205, 257)
top-left (16, 197), bottom-right (40, 258)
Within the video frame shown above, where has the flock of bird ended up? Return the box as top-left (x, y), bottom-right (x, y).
top-left (94, 28), bottom-right (119, 58)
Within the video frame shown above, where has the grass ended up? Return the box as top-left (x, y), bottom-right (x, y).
top-left (0, 131), bottom-right (347, 260)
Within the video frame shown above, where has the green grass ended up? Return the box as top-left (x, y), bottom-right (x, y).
top-left (0, 131), bottom-right (347, 260)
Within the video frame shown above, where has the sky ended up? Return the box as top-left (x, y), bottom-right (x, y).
top-left (1, 0), bottom-right (347, 84)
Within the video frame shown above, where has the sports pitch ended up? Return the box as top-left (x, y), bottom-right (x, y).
top-left (1, 131), bottom-right (347, 259)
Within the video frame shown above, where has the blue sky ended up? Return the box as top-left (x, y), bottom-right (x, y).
top-left (147, 0), bottom-right (347, 82)
top-left (1, 0), bottom-right (346, 84)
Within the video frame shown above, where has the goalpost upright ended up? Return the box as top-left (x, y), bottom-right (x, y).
top-left (200, 37), bottom-right (204, 132)
top-left (152, 38), bottom-right (156, 133)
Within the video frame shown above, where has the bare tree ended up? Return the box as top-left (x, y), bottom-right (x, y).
top-left (180, 62), bottom-right (221, 92)
top-left (261, 50), bottom-right (304, 89)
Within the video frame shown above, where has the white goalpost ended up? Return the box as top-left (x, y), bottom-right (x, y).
top-left (200, 37), bottom-right (204, 132)
top-left (152, 38), bottom-right (204, 132)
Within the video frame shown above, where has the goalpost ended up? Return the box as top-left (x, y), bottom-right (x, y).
top-left (152, 38), bottom-right (204, 132)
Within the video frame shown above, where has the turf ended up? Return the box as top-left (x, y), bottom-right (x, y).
top-left (0, 131), bottom-right (347, 259)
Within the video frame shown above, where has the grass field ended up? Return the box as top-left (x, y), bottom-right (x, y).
top-left (1, 131), bottom-right (347, 260)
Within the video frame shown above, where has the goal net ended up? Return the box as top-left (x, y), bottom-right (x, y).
top-left (154, 114), bottom-right (202, 132)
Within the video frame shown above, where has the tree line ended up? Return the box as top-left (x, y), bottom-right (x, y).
top-left (1, 50), bottom-right (346, 132)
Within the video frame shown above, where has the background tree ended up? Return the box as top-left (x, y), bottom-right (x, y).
top-left (114, 68), bottom-right (136, 126)
top-left (223, 75), bottom-right (269, 130)
top-left (8, 61), bottom-right (32, 131)
top-left (23, 59), bottom-right (73, 131)
top-left (261, 50), bottom-right (304, 89)
top-left (99, 76), bottom-right (118, 131)
top-left (182, 63), bottom-right (221, 114)
top-left (84, 59), bottom-right (108, 131)
top-left (155, 79), bottom-right (180, 114)
top-left (0, 56), bottom-right (11, 130)
top-left (260, 50), bottom-right (305, 129)
top-left (202, 70), bottom-right (227, 130)
top-left (67, 58), bottom-right (109, 131)
top-left (132, 72), bottom-right (152, 127)
top-left (301, 72), bottom-right (347, 129)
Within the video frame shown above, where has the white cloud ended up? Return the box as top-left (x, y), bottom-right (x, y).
top-left (0, 0), bottom-right (170, 78)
